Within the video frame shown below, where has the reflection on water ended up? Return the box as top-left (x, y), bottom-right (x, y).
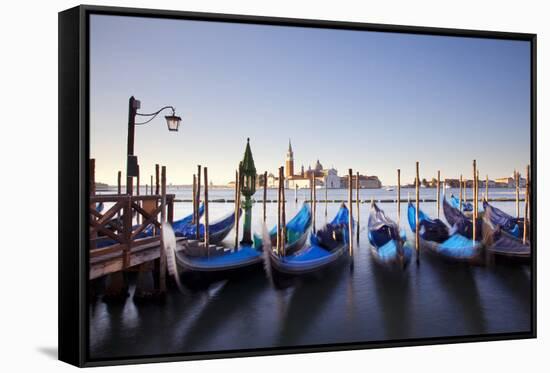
top-left (89, 191), bottom-right (531, 359)
top-left (276, 262), bottom-right (349, 346)
top-left (370, 259), bottom-right (412, 340)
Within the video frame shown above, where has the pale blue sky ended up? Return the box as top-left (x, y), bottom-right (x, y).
top-left (90, 14), bottom-right (531, 186)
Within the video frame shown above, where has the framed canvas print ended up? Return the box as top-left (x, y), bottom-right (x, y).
top-left (58, 5), bottom-right (536, 367)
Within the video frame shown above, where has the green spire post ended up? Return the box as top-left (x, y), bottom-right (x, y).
top-left (239, 138), bottom-right (257, 245)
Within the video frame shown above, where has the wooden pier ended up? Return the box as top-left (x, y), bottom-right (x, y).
top-left (89, 193), bottom-right (176, 280)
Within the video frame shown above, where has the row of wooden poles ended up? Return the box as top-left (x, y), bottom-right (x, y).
top-left (182, 161), bottom-right (530, 263)
top-left (186, 165), bottom-right (359, 256)
top-left (190, 165), bottom-right (238, 252)
top-left (114, 160), bottom-right (530, 261)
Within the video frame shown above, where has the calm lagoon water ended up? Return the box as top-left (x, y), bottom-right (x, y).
top-left (89, 187), bottom-right (531, 359)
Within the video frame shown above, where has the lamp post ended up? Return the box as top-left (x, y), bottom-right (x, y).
top-left (239, 138), bottom-right (257, 245)
top-left (126, 96), bottom-right (181, 195)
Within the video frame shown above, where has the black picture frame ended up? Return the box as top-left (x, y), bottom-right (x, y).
top-left (59, 4), bottom-right (537, 367)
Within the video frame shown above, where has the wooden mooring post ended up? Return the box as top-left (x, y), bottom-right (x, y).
top-left (295, 184), bottom-right (298, 204)
top-left (397, 169), bottom-right (401, 227)
top-left (459, 174), bottom-right (463, 210)
top-left (310, 173), bottom-right (313, 204)
top-left (463, 179), bottom-right (467, 203)
top-left (436, 170), bottom-right (441, 219)
top-left (277, 167), bottom-right (283, 256)
top-left (523, 165), bottom-right (530, 244)
top-left (117, 171), bottom-right (122, 195)
top-left (196, 165), bottom-right (202, 240)
top-left (204, 167), bottom-right (210, 251)
top-left (263, 171), bottom-right (267, 223)
top-left (348, 168), bottom-right (353, 257)
top-left (311, 172), bottom-right (316, 233)
top-left (415, 161), bottom-right (420, 264)
top-left (116, 170), bottom-right (122, 223)
top-left (150, 175), bottom-right (153, 195)
top-left (476, 169), bottom-right (480, 219)
top-left (155, 164), bottom-right (160, 195)
top-left (234, 170), bottom-right (241, 250)
top-left (472, 160), bottom-right (477, 242)
top-left (192, 174), bottom-right (197, 224)
top-left (136, 165), bottom-right (140, 225)
top-left (356, 171), bottom-right (360, 243)
top-left (324, 180), bottom-right (328, 218)
top-left (281, 167), bottom-right (287, 257)
top-left (515, 169), bottom-right (520, 219)
top-left (159, 165), bottom-right (167, 293)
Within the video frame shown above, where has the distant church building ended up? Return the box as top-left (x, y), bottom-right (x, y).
top-left (284, 140), bottom-right (341, 189)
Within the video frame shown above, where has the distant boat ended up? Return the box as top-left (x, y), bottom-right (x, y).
top-left (408, 202), bottom-right (483, 262)
top-left (385, 187), bottom-right (395, 192)
top-left (368, 202), bottom-right (411, 268)
top-left (253, 204), bottom-right (312, 255)
top-left (265, 203), bottom-right (351, 275)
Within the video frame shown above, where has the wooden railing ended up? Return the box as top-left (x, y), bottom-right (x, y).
top-left (89, 194), bottom-right (174, 268)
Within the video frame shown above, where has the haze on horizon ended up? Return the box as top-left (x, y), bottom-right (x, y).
top-left (89, 15), bottom-right (531, 186)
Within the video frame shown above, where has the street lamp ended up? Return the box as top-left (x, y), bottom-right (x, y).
top-left (165, 113), bottom-right (182, 132)
top-left (126, 96), bottom-right (181, 195)
top-left (239, 138), bottom-right (257, 245)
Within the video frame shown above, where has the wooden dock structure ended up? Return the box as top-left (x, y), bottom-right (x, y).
top-left (89, 193), bottom-right (176, 280)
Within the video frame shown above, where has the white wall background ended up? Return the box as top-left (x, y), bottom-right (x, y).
top-left (0, 0), bottom-right (547, 370)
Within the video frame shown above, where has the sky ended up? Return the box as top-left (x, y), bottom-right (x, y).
top-left (89, 14), bottom-right (531, 186)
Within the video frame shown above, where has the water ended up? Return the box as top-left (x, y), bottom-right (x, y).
top-left (89, 188), bottom-right (531, 359)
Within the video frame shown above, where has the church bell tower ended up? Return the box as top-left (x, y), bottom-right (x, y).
top-left (285, 139), bottom-right (294, 178)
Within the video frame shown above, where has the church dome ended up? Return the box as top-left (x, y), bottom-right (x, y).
top-left (314, 159), bottom-right (323, 171)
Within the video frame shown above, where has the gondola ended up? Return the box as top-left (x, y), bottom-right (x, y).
top-left (162, 223), bottom-right (263, 288)
top-left (175, 207), bottom-right (240, 245)
top-left (252, 204), bottom-right (312, 255)
top-left (442, 196), bottom-right (482, 240)
top-left (175, 223), bottom-right (262, 275)
top-left (482, 201), bottom-right (530, 262)
top-left (264, 203), bottom-right (351, 275)
top-left (482, 200), bottom-right (524, 238)
top-left (408, 202), bottom-right (483, 262)
top-left (368, 202), bottom-right (412, 268)
top-left (172, 203), bottom-right (205, 236)
top-left (450, 194), bottom-right (473, 212)
top-left (176, 243), bottom-right (264, 273)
